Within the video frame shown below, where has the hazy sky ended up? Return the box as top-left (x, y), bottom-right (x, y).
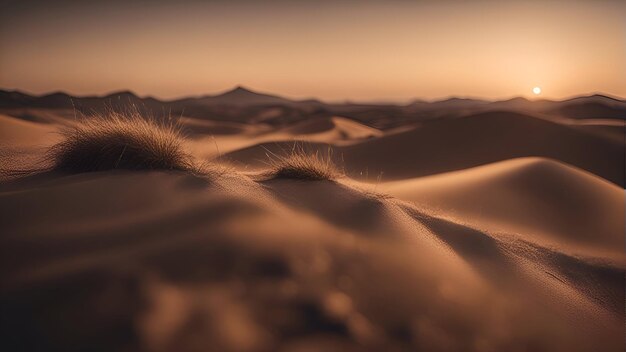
top-left (1, 0), bottom-right (624, 102)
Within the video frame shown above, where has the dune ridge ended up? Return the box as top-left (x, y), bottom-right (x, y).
top-left (382, 157), bottom-right (624, 256)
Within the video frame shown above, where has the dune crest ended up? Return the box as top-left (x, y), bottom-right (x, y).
top-left (382, 157), bottom-right (624, 256)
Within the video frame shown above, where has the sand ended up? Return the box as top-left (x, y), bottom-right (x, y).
top-left (381, 157), bottom-right (625, 256)
top-left (0, 114), bottom-right (58, 146)
top-left (0, 104), bottom-right (624, 351)
top-left (222, 111), bottom-right (625, 185)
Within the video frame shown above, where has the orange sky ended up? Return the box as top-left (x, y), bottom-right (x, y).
top-left (1, 0), bottom-right (624, 102)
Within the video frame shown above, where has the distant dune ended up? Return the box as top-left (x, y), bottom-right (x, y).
top-left (222, 110), bottom-right (625, 186)
top-left (0, 114), bottom-right (57, 146)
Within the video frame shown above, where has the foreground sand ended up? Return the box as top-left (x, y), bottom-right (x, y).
top-left (0, 111), bottom-right (624, 351)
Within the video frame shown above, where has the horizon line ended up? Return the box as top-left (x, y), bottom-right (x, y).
top-left (1, 85), bottom-right (624, 105)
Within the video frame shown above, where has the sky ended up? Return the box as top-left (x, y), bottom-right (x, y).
top-left (1, 0), bottom-right (624, 102)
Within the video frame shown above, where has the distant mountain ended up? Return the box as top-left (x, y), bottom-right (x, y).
top-left (410, 97), bottom-right (490, 109)
top-left (167, 86), bottom-right (325, 108)
top-left (0, 88), bottom-right (623, 126)
top-left (0, 90), bottom-right (37, 107)
top-left (0, 86), bottom-right (318, 109)
top-left (196, 86), bottom-right (294, 106)
top-left (402, 94), bottom-right (625, 125)
top-left (546, 95), bottom-right (626, 120)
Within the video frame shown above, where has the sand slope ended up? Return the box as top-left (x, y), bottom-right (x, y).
top-left (381, 157), bottom-right (624, 256)
top-left (279, 116), bottom-right (382, 141)
top-left (188, 116), bottom-right (382, 160)
top-left (0, 114), bottom-right (58, 146)
top-left (223, 111), bottom-right (625, 186)
top-left (0, 169), bottom-right (623, 351)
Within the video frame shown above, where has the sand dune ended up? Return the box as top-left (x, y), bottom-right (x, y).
top-left (188, 116), bottom-right (382, 160)
top-left (0, 108), bottom-right (78, 126)
top-left (0, 169), bottom-right (623, 351)
top-left (179, 116), bottom-right (269, 136)
top-left (0, 114), bottom-right (58, 146)
top-left (223, 111), bottom-right (625, 186)
top-left (280, 116), bottom-right (382, 140)
top-left (381, 157), bottom-right (624, 256)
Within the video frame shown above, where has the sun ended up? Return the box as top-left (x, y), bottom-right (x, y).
top-left (532, 86), bottom-right (541, 95)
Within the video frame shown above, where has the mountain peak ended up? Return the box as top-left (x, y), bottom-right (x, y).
top-left (198, 85), bottom-right (295, 106)
top-left (104, 90), bottom-right (139, 99)
top-left (506, 96), bottom-right (530, 102)
top-left (219, 85), bottom-right (257, 96)
top-left (233, 85), bottom-right (252, 92)
top-left (41, 91), bottom-right (71, 98)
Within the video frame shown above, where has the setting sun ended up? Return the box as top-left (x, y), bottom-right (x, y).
top-left (533, 87), bottom-right (542, 95)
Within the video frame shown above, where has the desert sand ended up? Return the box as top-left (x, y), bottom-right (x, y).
top-left (0, 90), bottom-right (624, 351)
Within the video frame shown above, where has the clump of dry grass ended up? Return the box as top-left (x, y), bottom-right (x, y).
top-left (48, 112), bottom-right (196, 173)
top-left (267, 147), bottom-right (342, 181)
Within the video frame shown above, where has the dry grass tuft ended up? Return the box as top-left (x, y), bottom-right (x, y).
top-left (267, 147), bottom-right (342, 181)
top-left (48, 112), bottom-right (196, 173)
